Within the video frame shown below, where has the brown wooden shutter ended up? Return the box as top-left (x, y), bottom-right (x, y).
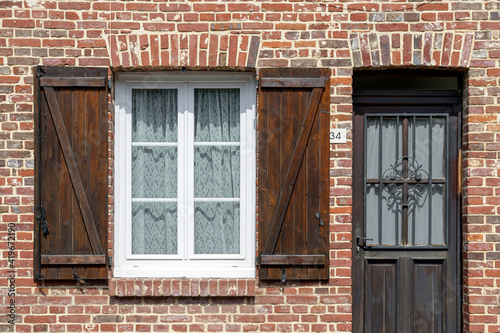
top-left (34, 66), bottom-right (109, 280)
top-left (258, 68), bottom-right (330, 281)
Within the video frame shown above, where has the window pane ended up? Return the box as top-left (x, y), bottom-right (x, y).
top-left (381, 118), bottom-right (398, 179)
top-left (132, 89), bottom-right (177, 142)
top-left (381, 184), bottom-right (401, 246)
top-left (431, 117), bottom-right (445, 178)
top-left (408, 117), bottom-right (431, 178)
top-left (366, 118), bottom-right (380, 179)
top-left (408, 184), bottom-right (430, 246)
top-left (194, 146), bottom-right (240, 198)
top-left (194, 202), bottom-right (240, 254)
top-left (132, 146), bottom-right (177, 198)
top-left (132, 202), bottom-right (177, 254)
top-left (194, 89), bottom-right (240, 142)
top-left (431, 184), bottom-right (445, 246)
top-left (365, 184), bottom-right (379, 246)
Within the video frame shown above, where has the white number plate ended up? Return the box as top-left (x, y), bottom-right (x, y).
top-left (330, 128), bottom-right (347, 144)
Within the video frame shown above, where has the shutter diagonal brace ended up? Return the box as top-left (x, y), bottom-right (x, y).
top-left (43, 86), bottom-right (105, 256)
top-left (262, 87), bottom-right (323, 255)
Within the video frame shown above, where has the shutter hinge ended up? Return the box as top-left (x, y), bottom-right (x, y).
top-left (36, 66), bottom-right (45, 78)
top-left (36, 206), bottom-right (49, 237)
top-left (107, 77), bottom-right (113, 91)
top-left (107, 256), bottom-right (112, 269)
top-left (35, 272), bottom-right (44, 280)
top-left (255, 78), bottom-right (259, 89)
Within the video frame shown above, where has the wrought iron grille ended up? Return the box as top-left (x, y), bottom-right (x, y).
top-left (364, 114), bottom-right (448, 247)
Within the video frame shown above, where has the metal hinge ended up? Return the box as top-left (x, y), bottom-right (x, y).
top-left (36, 66), bottom-right (45, 78)
top-left (36, 206), bottom-right (49, 236)
top-left (255, 79), bottom-right (259, 89)
top-left (107, 77), bottom-right (113, 91)
top-left (107, 256), bottom-right (113, 269)
top-left (35, 272), bottom-right (44, 280)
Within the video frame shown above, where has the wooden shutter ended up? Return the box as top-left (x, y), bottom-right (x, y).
top-left (34, 67), bottom-right (108, 280)
top-left (258, 68), bottom-right (330, 280)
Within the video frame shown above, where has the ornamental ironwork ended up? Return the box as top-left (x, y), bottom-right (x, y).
top-left (382, 156), bottom-right (430, 213)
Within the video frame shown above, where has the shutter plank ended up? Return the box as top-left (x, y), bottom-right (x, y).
top-left (70, 66), bottom-right (90, 280)
top-left (280, 86), bottom-right (297, 281)
top-left (58, 67), bottom-right (75, 280)
top-left (260, 77), bottom-right (327, 88)
top-left (266, 73), bottom-right (284, 280)
top-left (41, 255), bottom-right (106, 265)
top-left (43, 86), bottom-right (105, 256)
top-left (260, 255), bottom-right (325, 266)
top-left (40, 77), bottom-right (106, 87)
top-left (85, 67), bottom-right (109, 280)
top-left (262, 87), bottom-right (323, 255)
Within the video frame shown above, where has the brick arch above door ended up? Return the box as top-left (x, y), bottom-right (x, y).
top-left (349, 32), bottom-right (475, 68)
top-left (105, 33), bottom-right (260, 69)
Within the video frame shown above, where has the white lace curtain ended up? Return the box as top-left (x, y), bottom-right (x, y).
top-left (131, 88), bottom-right (240, 255)
top-left (193, 89), bottom-right (240, 255)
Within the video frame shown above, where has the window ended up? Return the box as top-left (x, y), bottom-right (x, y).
top-left (114, 72), bottom-right (256, 278)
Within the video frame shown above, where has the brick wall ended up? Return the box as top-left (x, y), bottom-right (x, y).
top-left (1, 0), bottom-right (499, 332)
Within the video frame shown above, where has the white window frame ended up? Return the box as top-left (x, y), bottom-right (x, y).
top-left (114, 72), bottom-right (256, 278)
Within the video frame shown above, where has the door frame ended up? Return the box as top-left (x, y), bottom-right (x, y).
top-left (352, 72), bottom-right (463, 333)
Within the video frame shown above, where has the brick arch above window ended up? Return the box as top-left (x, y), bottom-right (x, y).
top-left (105, 33), bottom-right (260, 69)
top-left (349, 32), bottom-right (475, 68)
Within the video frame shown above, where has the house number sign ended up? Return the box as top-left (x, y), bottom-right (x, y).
top-left (330, 128), bottom-right (347, 144)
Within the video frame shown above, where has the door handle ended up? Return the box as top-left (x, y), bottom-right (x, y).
top-left (354, 223), bottom-right (373, 261)
top-left (355, 236), bottom-right (373, 247)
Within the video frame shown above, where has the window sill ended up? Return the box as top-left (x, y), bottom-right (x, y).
top-left (108, 278), bottom-right (256, 297)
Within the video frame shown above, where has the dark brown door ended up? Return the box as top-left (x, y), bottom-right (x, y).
top-left (353, 90), bottom-right (461, 333)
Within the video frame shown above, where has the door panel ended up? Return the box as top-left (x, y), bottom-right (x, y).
top-left (365, 260), bottom-right (398, 333)
top-left (353, 90), bottom-right (461, 333)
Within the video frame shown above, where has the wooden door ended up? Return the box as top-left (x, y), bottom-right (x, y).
top-left (353, 90), bottom-right (462, 333)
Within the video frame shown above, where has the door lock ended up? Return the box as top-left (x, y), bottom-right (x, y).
top-left (354, 223), bottom-right (372, 261)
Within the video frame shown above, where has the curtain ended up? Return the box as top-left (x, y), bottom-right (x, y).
top-left (130, 88), bottom-right (241, 255)
top-left (193, 89), bottom-right (240, 254)
top-left (131, 89), bottom-right (178, 254)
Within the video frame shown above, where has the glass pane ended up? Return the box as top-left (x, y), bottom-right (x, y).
top-left (431, 117), bottom-right (446, 178)
top-left (132, 89), bottom-right (177, 142)
top-left (381, 184), bottom-right (401, 246)
top-left (132, 146), bottom-right (177, 198)
top-left (366, 184), bottom-right (401, 246)
top-left (194, 89), bottom-right (240, 142)
top-left (381, 118), bottom-right (399, 178)
top-left (194, 146), bottom-right (240, 198)
top-left (194, 202), bottom-right (240, 254)
top-left (408, 184), bottom-right (431, 246)
top-left (408, 117), bottom-right (431, 180)
top-left (366, 118), bottom-right (380, 179)
top-left (431, 184), bottom-right (445, 245)
top-left (365, 184), bottom-right (379, 245)
top-left (132, 202), bottom-right (177, 254)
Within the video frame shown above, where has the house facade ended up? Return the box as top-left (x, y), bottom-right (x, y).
top-left (1, 0), bottom-right (500, 332)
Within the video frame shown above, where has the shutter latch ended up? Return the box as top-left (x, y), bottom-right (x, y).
top-left (73, 274), bottom-right (86, 284)
top-left (36, 206), bottom-right (49, 236)
top-left (315, 212), bottom-right (324, 226)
